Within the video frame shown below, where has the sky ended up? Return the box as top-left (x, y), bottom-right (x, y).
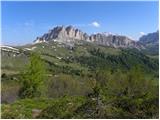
top-left (2, 1), bottom-right (159, 45)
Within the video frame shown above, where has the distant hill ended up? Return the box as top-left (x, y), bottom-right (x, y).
top-left (139, 30), bottom-right (159, 45)
top-left (139, 31), bottom-right (159, 55)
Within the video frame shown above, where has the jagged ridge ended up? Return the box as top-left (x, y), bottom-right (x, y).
top-left (34, 25), bottom-right (143, 49)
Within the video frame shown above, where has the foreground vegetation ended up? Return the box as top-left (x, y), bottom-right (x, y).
top-left (2, 66), bottom-right (158, 118)
top-left (1, 42), bottom-right (159, 118)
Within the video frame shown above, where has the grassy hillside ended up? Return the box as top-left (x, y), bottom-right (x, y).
top-left (1, 41), bottom-right (159, 118)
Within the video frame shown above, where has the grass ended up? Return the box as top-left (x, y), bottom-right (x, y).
top-left (1, 96), bottom-right (86, 119)
top-left (1, 55), bottom-right (28, 71)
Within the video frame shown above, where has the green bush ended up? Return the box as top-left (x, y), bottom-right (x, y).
top-left (73, 66), bottom-right (158, 119)
top-left (102, 66), bottom-right (159, 118)
top-left (37, 96), bottom-right (86, 119)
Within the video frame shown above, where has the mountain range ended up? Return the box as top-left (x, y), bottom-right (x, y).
top-left (1, 25), bottom-right (158, 76)
top-left (1, 25), bottom-right (158, 54)
top-left (34, 25), bottom-right (144, 49)
top-left (1, 26), bottom-right (159, 64)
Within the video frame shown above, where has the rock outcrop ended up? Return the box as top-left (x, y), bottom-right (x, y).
top-left (139, 30), bottom-right (159, 45)
top-left (138, 30), bottom-right (159, 55)
top-left (89, 33), bottom-right (140, 48)
top-left (34, 25), bottom-right (142, 49)
top-left (35, 26), bottom-right (89, 42)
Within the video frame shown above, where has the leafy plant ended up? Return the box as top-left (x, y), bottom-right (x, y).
top-left (19, 52), bottom-right (47, 98)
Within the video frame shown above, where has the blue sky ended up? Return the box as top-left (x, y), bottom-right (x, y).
top-left (2, 1), bottom-right (158, 45)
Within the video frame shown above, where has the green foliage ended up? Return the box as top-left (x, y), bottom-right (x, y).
top-left (1, 98), bottom-right (62, 119)
top-left (72, 66), bottom-right (158, 119)
top-left (1, 42), bottom-right (159, 119)
top-left (38, 96), bottom-right (86, 119)
top-left (75, 48), bottom-right (158, 76)
top-left (2, 67), bottom-right (158, 119)
top-left (47, 74), bottom-right (79, 97)
top-left (73, 98), bottom-right (98, 118)
top-left (1, 96), bottom-right (86, 119)
top-left (19, 52), bottom-right (47, 98)
top-left (47, 74), bottom-right (93, 97)
top-left (101, 66), bottom-right (159, 118)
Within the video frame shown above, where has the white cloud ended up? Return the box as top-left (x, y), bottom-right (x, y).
top-left (90, 21), bottom-right (100, 28)
top-left (139, 32), bottom-right (145, 36)
top-left (24, 20), bottom-right (34, 27)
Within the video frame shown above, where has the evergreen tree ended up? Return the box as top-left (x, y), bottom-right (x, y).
top-left (19, 52), bottom-right (46, 98)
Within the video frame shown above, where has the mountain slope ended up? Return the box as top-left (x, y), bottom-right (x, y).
top-left (139, 30), bottom-right (159, 45)
top-left (1, 40), bottom-right (158, 76)
top-left (1, 27), bottom-right (158, 76)
top-left (1, 41), bottom-right (159, 118)
top-left (139, 31), bottom-right (159, 55)
top-left (1, 29), bottom-right (159, 119)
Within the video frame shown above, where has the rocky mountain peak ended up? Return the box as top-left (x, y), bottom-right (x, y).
top-left (34, 25), bottom-right (143, 49)
top-left (139, 30), bottom-right (159, 45)
top-left (34, 25), bottom-right (88, 43)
